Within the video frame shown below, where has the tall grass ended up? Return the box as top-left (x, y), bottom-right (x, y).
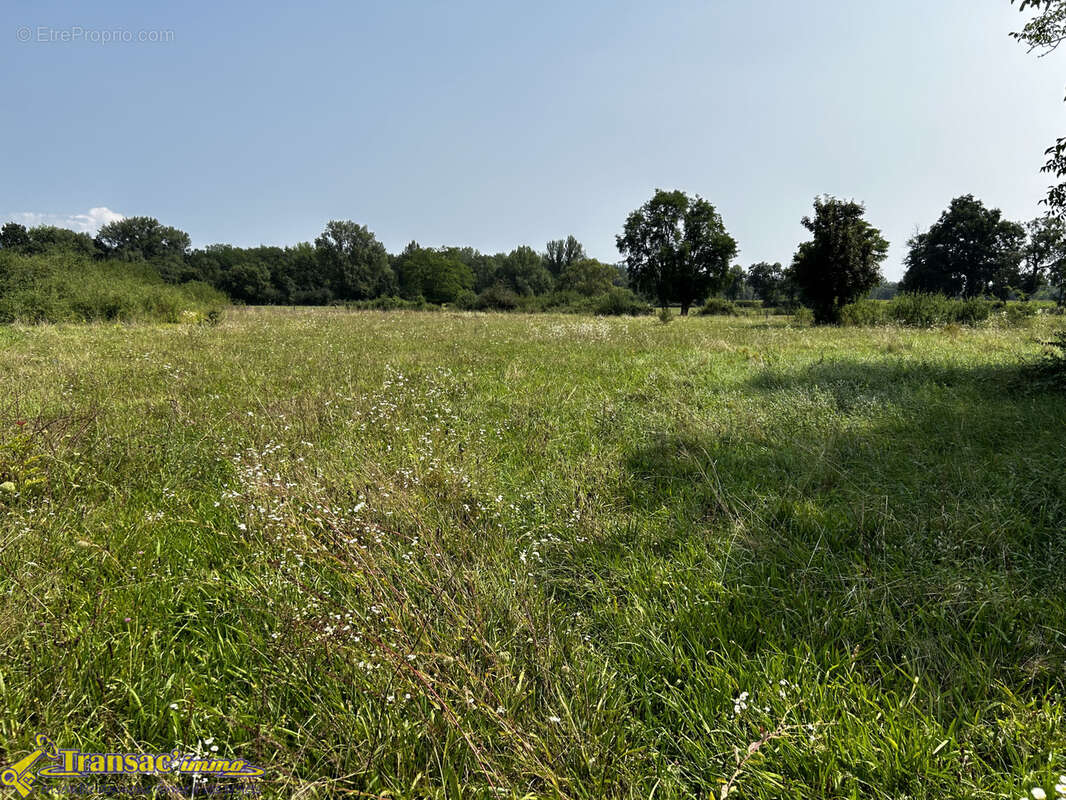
top-left (0, 252), bottom-right (227, 323)
top-left (0, 310), bottom-right (1063, 798)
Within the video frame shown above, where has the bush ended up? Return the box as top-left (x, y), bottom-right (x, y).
top-left (476, 284), bottom-right (520, 311)
top-left (792, 307), bottom-right (815, 326)
top-left (0, 252), bottom-right (227, 324)
top-left (698, 297), bottom-right (739, 316)
top-left (838, 293), bottom-right (996, 327)
top-left (1031, 330), bottom-right (1066, 389)
top-left (839, 300), bottom-right (888, 326)
top-left (345, 295), bottom-right (435, 311)
top-left (657, 307), bottom-right (674, 325)
top-left (453, 289), bottom-right (478, 310)
top-left (589, 288), bottom-right (651, 317)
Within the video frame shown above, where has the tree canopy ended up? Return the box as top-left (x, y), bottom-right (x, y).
top-left (900, 195), bottom-right (1026, 299)
top-left (314, 220), bottom-right (395, 300)
top-left (791, 196), bottom-right (889, 323)
top-left (616, 189), bottom-right (738, 314)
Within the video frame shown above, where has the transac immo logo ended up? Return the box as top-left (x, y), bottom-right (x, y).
top-left (1, 735), bottom-right (264, 797)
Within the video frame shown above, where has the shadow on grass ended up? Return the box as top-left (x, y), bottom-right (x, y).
top-left (618, 357), bottom-right (1066, 702)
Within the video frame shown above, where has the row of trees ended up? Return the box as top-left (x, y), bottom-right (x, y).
top-left (616, 191), bottom-right (1066, 323)
top-left (0, 218), bottom-right (627, 307)
top-left (3, 188), bottom-right (1065, 324)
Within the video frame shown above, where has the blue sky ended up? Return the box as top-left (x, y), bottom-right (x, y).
top-left (3, 0), bottom-right (1064, 279)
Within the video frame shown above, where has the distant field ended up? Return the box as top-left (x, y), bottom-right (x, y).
top-left (1, 308), bottom-right (1065, 799)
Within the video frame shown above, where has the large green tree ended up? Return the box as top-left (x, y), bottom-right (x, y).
top-left (791, 196), bottom-right (889, 324)
top-left (395, 243), bottom-right (475, 304)
top-left (746, 261), bottom-right (786, 305)
top-left (96, 216), bottom-right (191, 264)
top-left (0, 223), bottom-right (96, 257)
top-left (1026, 214), bottom-right (1066, 302)
top-left (314, 220), bottom-right (394, 300)
top-left (497, 246), bottom-right (553, 296)
top-left (900, 195), bottom-right (1026, 299)
top-left (544, 236), bottom-right (586, 278)
top-left (616, 189), bottom-right (738, 314)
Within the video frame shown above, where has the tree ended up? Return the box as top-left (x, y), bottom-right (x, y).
top-left (791, 196), bottom-right (889, 323)
top-left (95, 217), bottom-right (191, 264)
top-left (497, 246), bottom-right (553, 296)
top-left (746, 261), bottom-right (786, 305)
top-left (616, 189), bottom-right (738, 314)
top-left (314, 220), bottom-right (394, 300)
top-left (544, 236), bottom-right (586, 278)
top-left (1026, 214), bottom-right (1066, 302)
top-left (441, 247), bottom-right (502, 292)
top-left (558, 258), bottom-right (617, 296)
top-left (395, 243), bottom-right (475, 304)
top-left (1011, 0), bottom-right (1066, 215)
top-left (721, 264), bottom-right (749, 300)
top-left (0, 223), bottom-right (30, 251)
top-left (900, 195), bottom-right (1026, 299)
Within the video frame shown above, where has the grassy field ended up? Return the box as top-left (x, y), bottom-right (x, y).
top-left (1, 308), bottom-right (1065, 799)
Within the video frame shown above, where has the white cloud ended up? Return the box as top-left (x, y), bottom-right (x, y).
top-left (4, 207), bottom-right (125, 234)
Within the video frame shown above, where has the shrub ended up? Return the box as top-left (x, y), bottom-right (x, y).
top-left (792, 307), bottom-right (815, 326)
top-left (590, 288), bottom-right (651, 317)
top-left (476, 284), bottom-right (520, 311)
top-left (0, 252), bottom-right (227, 324)
top-left (453, 289), bottom-right (478, 310)
top-left (1031, 330), bottom-right (1066, 389)
top-left (345, 295), bottom-right (434, 311)
top-left (838, 293), bottom-right (996, 327)
top-left (698, 297), bottom-right (739, 316)
top-left (839, 300), bottom-right (888, 326)
top-left (657, 307), bottom-right (674, 325)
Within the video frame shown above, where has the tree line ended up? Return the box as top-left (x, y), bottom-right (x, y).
top-left (0, 218), bottom-right (632, 310)
top-left (2, 189), bottom-right (1064, 324)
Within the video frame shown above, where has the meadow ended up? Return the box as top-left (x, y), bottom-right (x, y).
top-left (1, 308), bottom-right (1065, 799)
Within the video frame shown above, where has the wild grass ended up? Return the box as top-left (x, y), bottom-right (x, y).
top-left (0, 309), bottom-right (1064, 798)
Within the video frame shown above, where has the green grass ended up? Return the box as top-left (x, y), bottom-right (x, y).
top-left (0, 308), bottom-right (1064, 799)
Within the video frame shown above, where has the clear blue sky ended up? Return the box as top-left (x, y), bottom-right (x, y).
top-left (3, 0), bottom-right (1064, 279)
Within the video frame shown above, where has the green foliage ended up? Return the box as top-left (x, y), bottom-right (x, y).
top-left (699, 297), bottom-right (739, 316)
top-left (1030, 328), bottom-right (1066, 387)
top-left (0, 251), bottom-right (227, 323)
top-left (901, 196), bottom-right (1026, 299)
top-left (95, 216), bottom-right (191, 267)
top-left (497, 245), bottom-right (553, 296)
top-left (746, 261), bottom-right (786, 305)
top-left (657, 307), bottom-right (674, 324)
top-left (476, 283), bottom-right (521, 310)
top-left (1026, 215), bottom-right (1066, 302)
top-left (0, 427), bottom-right (46, 505)
top-left (314, 220), bottom-right (395, 300)
top-left (840, 293), bottom-right (1002, 327)
top-left (1012, 0), bottom-right (1066, 215)
top-left (589, 287), bottom-right (651, 316)
top-left (544, 235), bottom-right (586, 278)
top-left (0, 222), bottom-right (96, 257)
top-left (558, 258), bottom-right (618, 296)
top-left (617, 189), bottom-right (738, 314)
top-left (345, 295), bottom-right (434, 311)
top-left (791, 195), bottom-right (889, 324)
top-left (395, 244), bottom-right (475, 304)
